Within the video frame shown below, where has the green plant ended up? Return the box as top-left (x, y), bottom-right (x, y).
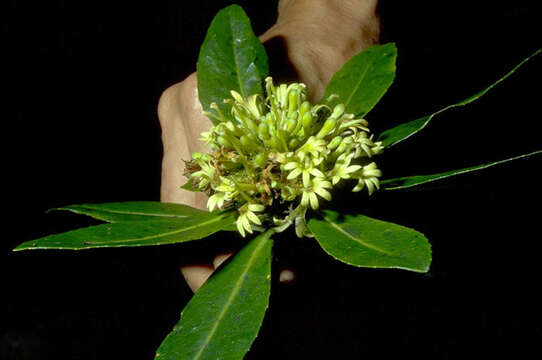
top-left (13, 5), bottom-right (541, 360)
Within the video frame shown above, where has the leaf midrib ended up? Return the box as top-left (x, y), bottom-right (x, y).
top-left (192, 233), bottom-right (269, 360)
top-left (382, 149), bottom-right (542, 190)
top-left (323, 214), bottom-right (392, 256)
top-left (229, 13), bottom-right (245, 98)
top-left (343, 51), bottom-right (377, 109)
top-left (384, 48), bottom-right (541, 148)
top-left (60, 205), bottom-right (198, 219)
top-left (88, 214), bottom-right (231, 245)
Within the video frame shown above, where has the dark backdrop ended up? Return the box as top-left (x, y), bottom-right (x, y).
top-left (3, 1), bottom-right (541, 359)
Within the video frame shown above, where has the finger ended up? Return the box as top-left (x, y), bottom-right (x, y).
top-left (213, 251), bottom-right (234, 269)
top-left (180, 264), bottom-right (215, 293)
top-left (158, 73), bottom-right (211, 208)
top-left (279, 269), bottom-right (295, 283)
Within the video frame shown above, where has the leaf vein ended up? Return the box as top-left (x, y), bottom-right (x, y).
top-left (88, 214), bottom-right (231, 245)
top-left (192, 233), bottom-right (270, 359)
top-left (323, 214), bottom-right (392, 256)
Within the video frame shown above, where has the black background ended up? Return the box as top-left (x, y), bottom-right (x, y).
top-left (3, 1), bottom-right (541, 359)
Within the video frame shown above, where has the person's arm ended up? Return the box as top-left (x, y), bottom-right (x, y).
top-left (158, 0), bottom-right (380, 292)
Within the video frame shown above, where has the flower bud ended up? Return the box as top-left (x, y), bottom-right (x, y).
top-left (278, 84), bottom-right (288, 108)
top-left (316, 116), bottom-right (338, 139)
top-left (230, 90), bottom-right (243, 103)
top-left (248, 203), bottom-right (266, 212)
top-left (268, 137), bottom-right (280, 150)
top-left (327, 136), bottom-right (342, 150)
top-left (299, 101), bottom-right (311, 118)
top-left (288, 138), bottom-right (300, 149)
top-left (258, 122), bottom-right (269, 139)
top-left (238, 113), bottom-right (256, 132)
top-left (330, 104), bottom-right (345, 119)
top-left (265, 77), bottom-right (275, 97)
top-left (285, 116), bottom-right (297, 133)
top-left (216, 136), bottom-right (232, 148)
top-left (288, 89), bottom-right (299, 116)
top-left (254, 153), bottom-right (267, 168)
top-left (302, 112), bottom-right (313, 132)
top-left (336, 136), bottom-right (354, 154)
top-left (240, 135), bottom-right (252, 149)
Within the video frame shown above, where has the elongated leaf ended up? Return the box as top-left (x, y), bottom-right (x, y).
top-left (155, 230), bottom-right (273, 360)
top-left (13, 211), bottom-right (236, 251)
top-left (382, 149), bottom-right (542, 190)
top-left (197, 5), bottom-right (269, 124)
top-left (378, 49), bottom-right (541, 148)
top-left (322, 43), bottom-right (396, 117)
top-left (50, 201), bottom-right (205, 223)
top-left (308, 210), bottom-right (431, 273)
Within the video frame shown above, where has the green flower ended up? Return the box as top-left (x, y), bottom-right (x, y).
top-left (236, 203), bottom-right (265, 237)
top-left (352, 162), bottom-right (382, 195)
top-left (284, 158), bottom-right (325, 187)
top-left (185, 77), bottom-right (383, 237)
top-left (300, 177), bottom-right (332, 210)
top-left (328, 153), bottom-right (362, 185)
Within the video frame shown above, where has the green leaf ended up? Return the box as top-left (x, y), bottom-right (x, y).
top-left (13, 211), bottom-right (236, 251)
top-left (322, 43), bottom-right (397, 117)
top-left (378, 49), bottom-right (541, 148)
top-left (181, 179), bottom-right (200, 193)
top-left (307, 210), bottom-right (431, 273)
top-left (155, 230), bottom-right (273, 360)
top-left (197, 5), bottom-right (269, 125)
top-left (49, 201), bottom-right (205, 223)
top-left (382, 149), bottom-right (542, 190)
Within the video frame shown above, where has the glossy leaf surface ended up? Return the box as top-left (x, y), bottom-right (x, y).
top-left (308, 210), bottom-right (431, 273)
top-left (378, 49), bottom-right (541, 148)
top-left (322, 43), bottom-right (396, 117)
top-left (197, 5), bottom-right (269, 124)
top-left (13, 211), bottom-right (236, 251)
top-left (155, 230), bottom-right (273, 360)
top-left (50, 201), bottom-right (205, 223)
top-left (382, 149), bottom-right (542, 190)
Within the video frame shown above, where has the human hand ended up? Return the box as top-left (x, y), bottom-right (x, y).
top-left (158, 0), bottom-right (380, 292)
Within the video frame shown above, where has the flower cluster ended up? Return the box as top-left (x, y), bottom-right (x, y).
top-left (184, 77), bottom-right (383, 237)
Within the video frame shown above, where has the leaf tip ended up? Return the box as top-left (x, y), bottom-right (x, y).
top-left (12, 243), bottom-right (30, 252)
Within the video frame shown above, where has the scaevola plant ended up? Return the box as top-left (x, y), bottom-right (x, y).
top-left (14, 5), bottom-right (541, 360)
top-left (185, 77), bottom-right (384, 238)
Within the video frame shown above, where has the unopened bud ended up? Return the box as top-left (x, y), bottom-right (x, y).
top-left (245, 117), bottom-right (258, 134)
top-left (330, 104), bottom-right (345, 119)
top-left (288, 138), bottom-right (300, 149)
top-left (288, 89), bottom-right (298, 115)
top-left (278, 84), bottom-right (288, 108)
top-left (248, 203), bottom-right (266, 212)
top-left (299, 101), bottom-right (311, 118)
top-left (285, 116), bottom-right (297, 132)
top-left (265, 77), bottom-right (275, 96)
top-left (336, 136), bottom-right (354, 153)
top-left (254, 153), bottom-right (267, 168)
top-left (316, 116), bottom-right (338, 139)
top-left (302, 112), bottom-right (313, 132)
top-left (216, 136), bottom-right (231, 148)
top-left (327, 136), bottom-right (342, 150)
top-left (240, 135), bottom-right (252, 148)
top-left (230, 90), bottom-right (243, 103)
top-left (258, 122), bottom-right (269, 139)
top-left (268, 137), bottom-right (280, 150)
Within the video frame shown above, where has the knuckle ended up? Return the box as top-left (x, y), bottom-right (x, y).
top-left (157, 73), bottom-right (198, 127)
top-left (157, 83), bottom-right (181, 125)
